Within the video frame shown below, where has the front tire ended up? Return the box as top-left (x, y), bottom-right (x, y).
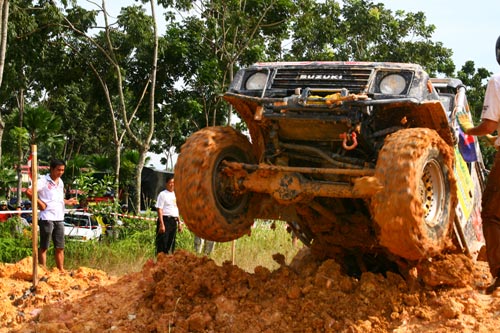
top-left (371, 128), bottom-right (457, 260)
top-left (174, 126), bottom-right (257, 242)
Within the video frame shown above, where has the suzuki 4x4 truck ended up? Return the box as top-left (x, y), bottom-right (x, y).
top-left (175, 62), bottom-right (487, 265)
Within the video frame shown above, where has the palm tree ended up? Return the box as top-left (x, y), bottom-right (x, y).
top-left (90, 154), bottom-right (113, 173)
top-left (65, 154), bottom-right (90, 188)
top-left (23, 105), bottom-right (64, 160)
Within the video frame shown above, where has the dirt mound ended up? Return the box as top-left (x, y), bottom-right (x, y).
top-left (2, 250), bottom-right (500, 332)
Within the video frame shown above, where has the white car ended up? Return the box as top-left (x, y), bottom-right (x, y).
top-left (64, 212), bottom-right (102, 241)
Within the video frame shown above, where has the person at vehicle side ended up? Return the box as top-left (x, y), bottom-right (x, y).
top-left (22, 200), bottom-right (33, 224)
top-left (77, 197), bottom-right (89, 212)
top-left (26, 159), bottom-right (78, 272)
top-left (12, 206), bottom-right (30, 233)
top-left (457, 35), bottom-right (500, 294)
top-left (0, 200), bottom-right (11, 222)
top-left (155, 174), bottom-right (182, 255)
top-left (194, 235), bottom-right (215, 255)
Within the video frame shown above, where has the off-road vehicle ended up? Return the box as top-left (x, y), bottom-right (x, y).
top-left (175, 61), bottom-right (487, 263)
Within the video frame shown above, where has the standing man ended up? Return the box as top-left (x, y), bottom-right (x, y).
top-left (458, 35), bottom-right (500, 294)
top-left (155, 174), bottom-right (182, 255)
top-left (27, 159), bottom-right (78, 271)
top-left (194, 235), bottom-right (215, 255)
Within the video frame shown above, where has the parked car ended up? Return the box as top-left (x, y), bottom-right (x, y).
top-left (64, 212), bottom-right (102, 241)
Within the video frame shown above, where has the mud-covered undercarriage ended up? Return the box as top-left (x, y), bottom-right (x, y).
top-left (175, 61), bottom-right (485, 265)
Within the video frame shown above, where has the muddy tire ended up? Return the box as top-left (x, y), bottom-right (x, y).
top-left (174, 126), bottom-right (257, 242)
top-left (370, 128), bottom-right (457, 260)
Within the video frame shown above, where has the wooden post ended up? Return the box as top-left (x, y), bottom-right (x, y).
top-left (31, 146), bottom-right (38, 288)
top-left (231, 240), bottom-right (236, 265)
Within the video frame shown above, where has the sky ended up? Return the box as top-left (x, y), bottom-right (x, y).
top-left (103, 0), bottom-right (500, 168)
top-left (104, 0), bottom-right (500, 74)
top-left (378, 0), bottom-right (500, 74)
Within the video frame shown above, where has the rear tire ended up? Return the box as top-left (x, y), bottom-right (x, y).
top-left (371, 128), bottom-right (457, 260)
top-left (174, 126), bottom-right (257, 242)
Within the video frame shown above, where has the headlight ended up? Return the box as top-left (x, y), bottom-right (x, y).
top-left (245, 72), bottom-right (267, 90)
top-left (379, 74), bottom-right (407, 95)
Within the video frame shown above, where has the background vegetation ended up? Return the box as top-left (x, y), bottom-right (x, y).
top-left (0, 0), bottom-right (496, 273)
top-left (0, 216), bottom-right (300, 275)
top-left (0, 0), bottom-right (496, 213)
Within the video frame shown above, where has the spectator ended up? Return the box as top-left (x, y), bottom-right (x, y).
top-left (0, 200), bottom-right (11, 222)
top-left (77, 198), bottom-right (89, 212)
top-left (8, 197), bottom-right (19, 210)
top-left (194, 236), bottom-right (215, 255)
top-left (21, 200), bottom-right (32, 224)
top-left (457, 35), bottom-right (500, 294)
top-left (291, 232), bottom-right (299, 247)
top-left (286, 222), bottom-right (300, 247)
top-left (155, 175), bottom-right (182, 255)
top-left (26, 159), bottom-right (78, 271)
top-left (15, 206), bottom-right (30, 229)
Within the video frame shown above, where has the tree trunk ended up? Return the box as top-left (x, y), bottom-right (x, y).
top-left (133, 148), bottom-right (147, 213)
top-left (0, 0), bottom-right (8, 88)
top-left (0, 0), bottom-right (8, 164)
top-left (128, 0), bottom-right (158, 211)
top-left (114, 144), bottom-right (121, 204)
top-left (16, 88), bottom-right (24, 204)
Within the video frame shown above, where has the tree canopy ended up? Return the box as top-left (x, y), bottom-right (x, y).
top-left (0, 0), bottom-right (492, 206)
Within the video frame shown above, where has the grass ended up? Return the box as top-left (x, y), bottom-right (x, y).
top-left (63, 231), bottom-right (156, 275)
top-left (209, 222), bottom-right (301, 272)
top-left (41, 220), bottom-right (301, 276)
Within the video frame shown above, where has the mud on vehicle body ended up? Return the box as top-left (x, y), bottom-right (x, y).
top-left (175, 61), bottom-right (487, 264)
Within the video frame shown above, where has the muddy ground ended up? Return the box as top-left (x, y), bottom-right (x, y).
top-left (1, 249), bottom-right (500, 333)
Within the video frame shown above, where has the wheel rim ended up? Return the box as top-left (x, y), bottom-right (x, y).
top-left (213, 149), bottom-right (250, 215)
top-left (419, 158), bottom-right (446, 228)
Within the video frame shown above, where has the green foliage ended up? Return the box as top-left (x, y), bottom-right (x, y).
top-left (73, 173), bottom-right (115, 199)
top-left (457, 61), bottom-right (492, 120)
top-left (64, 231), bottom-right (155, 275)
top-left (23, 218), bottom-right (299, 276)
top-left (65, 154), bottom-right (91, 183)
top-left (288, 0), bottom-right (454, 75)
top-left (0, 167), bottom-right (17, 197)
top-left (1, 214), bottom-right (297, 275)
top-left (0, 237), bottom-right (32, 262)
top-left (0, 0), bottom-right (474, 170)
top-left (456, 61), bottom-right (495, 168)
top-left (22, 105), bottom-right (65, 161)
top-left (0, 0), bottom-right (492, 210)
top-left (8, 126), bottom-right (29, 150)
top-left (0, 218), bottom-right (32, 262)
top-left (90, 154), bottom-right (113, 173)
top-left (117, 149), bottom-right (142, 202)
top-left (481, 145), bottom-right (498, 170)
top-left (209, 220), bottom-right (300, 272)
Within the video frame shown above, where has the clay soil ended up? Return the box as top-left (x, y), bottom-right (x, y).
top-left (1, 249), bottom-right (500, 333)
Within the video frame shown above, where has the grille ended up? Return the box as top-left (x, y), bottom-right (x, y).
top-left (271, 67), bottom-right (372, 94)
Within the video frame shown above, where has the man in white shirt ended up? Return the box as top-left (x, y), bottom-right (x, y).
top-left (458, 35), bottom-right (500, 294)
top-left (155, 174), bottom-right (182, 255)
top-left (27, 159), bottom-right (78, 271)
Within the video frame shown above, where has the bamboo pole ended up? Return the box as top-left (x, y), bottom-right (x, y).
top-left (31, 145), bottom-right (38, 288)
top-left (231, 240), bottom-right (236, 265)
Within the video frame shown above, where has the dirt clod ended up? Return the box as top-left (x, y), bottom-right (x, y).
top-left (1, 250), bottom-right (500, 332)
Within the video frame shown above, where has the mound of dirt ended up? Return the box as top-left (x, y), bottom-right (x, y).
top-left (2, 250), bottom-right (500, 332)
